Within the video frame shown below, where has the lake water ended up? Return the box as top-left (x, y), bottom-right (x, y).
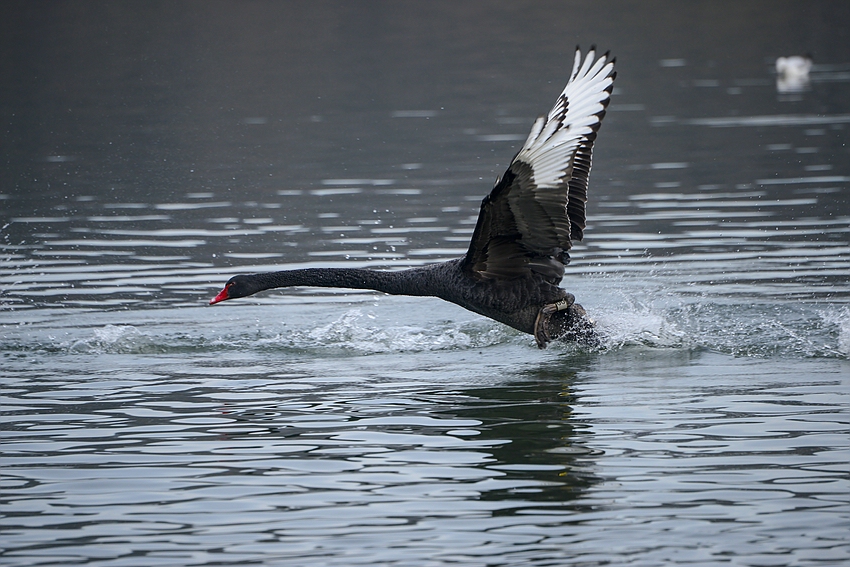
top-left (2, 2), bottom-right (849, 566)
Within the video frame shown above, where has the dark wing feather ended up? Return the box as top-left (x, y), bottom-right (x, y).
top-left (463, 47), bottom-right (615, 282)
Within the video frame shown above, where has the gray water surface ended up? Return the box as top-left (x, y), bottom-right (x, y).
top-left (2, 2), bottom-right (850, 566)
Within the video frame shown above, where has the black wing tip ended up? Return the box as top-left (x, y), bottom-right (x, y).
top-left (575, 44), bottom-right (616, 70)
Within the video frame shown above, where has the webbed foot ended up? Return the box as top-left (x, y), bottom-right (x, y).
top-left (534, 294), bottom-right (575, 348)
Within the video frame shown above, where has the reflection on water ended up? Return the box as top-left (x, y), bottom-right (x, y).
top-left (3, 325), bottom-right (848, 566)
top-left (2, 1), bottom-right (850, 566)
top-left (2, 327), bottom-right (599, 564)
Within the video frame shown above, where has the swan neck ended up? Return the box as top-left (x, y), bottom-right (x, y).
top-left (258, 266), bottom-right (443, 297)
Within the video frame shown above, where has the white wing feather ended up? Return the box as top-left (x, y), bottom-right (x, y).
top-left (515, 48), bottom-right (615, 189)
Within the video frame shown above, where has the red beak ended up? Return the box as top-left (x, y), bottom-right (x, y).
top-left (209, 287), bottom-right (230, 305)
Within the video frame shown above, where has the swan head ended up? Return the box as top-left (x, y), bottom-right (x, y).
top-left (210, 274), bottom-right (263, 304)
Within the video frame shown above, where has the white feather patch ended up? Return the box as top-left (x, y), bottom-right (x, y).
top-left (515, 48), bottom-right (615, 189)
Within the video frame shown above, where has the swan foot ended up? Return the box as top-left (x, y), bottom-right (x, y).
top-left (534, 294), bottom-right (575, 348)
top-left (534, 312), bottom-right (552, 349)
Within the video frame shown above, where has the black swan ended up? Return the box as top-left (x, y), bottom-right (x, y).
top-left (211, 46), bottom-right (616, 348)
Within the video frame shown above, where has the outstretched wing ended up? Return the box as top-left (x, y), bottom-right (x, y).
top-left (463, 46), bottom-right (615, 282)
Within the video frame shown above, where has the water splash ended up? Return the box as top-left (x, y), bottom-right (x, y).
top-left (822, 306), bottom-right (850, 357)
top-left (274, 309), bottom-right (512, 353)
top-left (68, 324), bottom-right (167, 354)
top-left (591, 302), bottom-right (688, 351)
top-left (560, 269), bottom-right (849, 358)
top-left (585, 296), bottom-right (849, 359)
top-left (27, 299), bottom-right (850, 360)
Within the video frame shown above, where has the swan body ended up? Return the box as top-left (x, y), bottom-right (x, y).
top-left (211, 47), bottom-right (616, 347)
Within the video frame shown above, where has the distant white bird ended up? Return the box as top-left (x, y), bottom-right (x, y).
top-left (775, 55), bottom-right (813, 93)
